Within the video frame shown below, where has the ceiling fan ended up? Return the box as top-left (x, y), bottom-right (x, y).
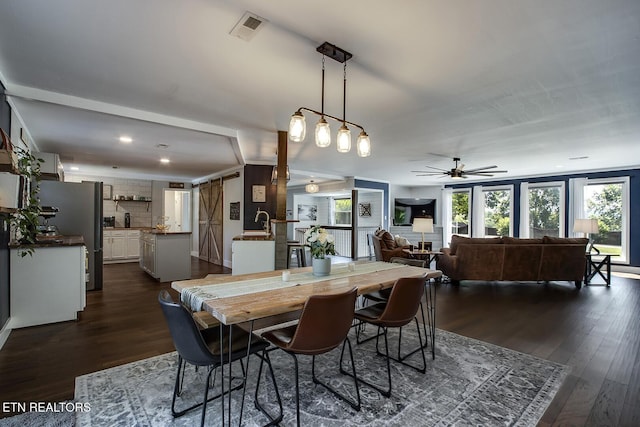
top-left (412, 157), bottom-right (507, 179)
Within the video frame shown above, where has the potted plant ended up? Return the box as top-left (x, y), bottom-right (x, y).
top-left (9, 147), bottom-right (43, 256)
top-left (304, 225), bottom-right (336, 276)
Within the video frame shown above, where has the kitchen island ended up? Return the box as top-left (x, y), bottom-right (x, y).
top-left (231, 232), bottom-right (275, 275)
top-left (140, 230), bottom-right (191, 282)
top-left (9, 235), bottom-right (87, 329)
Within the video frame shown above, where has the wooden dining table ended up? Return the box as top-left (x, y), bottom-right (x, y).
top-left (171, 261), bottom-right (429, 326)
top-left (170, 261), bottom-right (432, 426)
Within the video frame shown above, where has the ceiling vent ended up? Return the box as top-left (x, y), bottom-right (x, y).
top-left (230, 12), bottom-right (267, 41)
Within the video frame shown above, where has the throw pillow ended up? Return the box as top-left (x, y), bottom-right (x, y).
top-left (381, 231), bottom-right (397, 249)
top-left (394, 235), bottom-right (411, 247)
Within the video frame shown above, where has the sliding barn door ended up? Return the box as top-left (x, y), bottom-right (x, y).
top-left (198, 179), bottom-right (223, 265)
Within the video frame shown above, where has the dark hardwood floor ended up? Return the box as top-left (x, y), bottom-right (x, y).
top-left (1, 259), bottom-right (639, 426)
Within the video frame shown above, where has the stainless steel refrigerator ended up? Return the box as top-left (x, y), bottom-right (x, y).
top-left (39, 180), bottom-right (103, 290)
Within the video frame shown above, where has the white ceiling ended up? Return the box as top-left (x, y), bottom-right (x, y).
top-left (1, 0), bottom-right (639, 185)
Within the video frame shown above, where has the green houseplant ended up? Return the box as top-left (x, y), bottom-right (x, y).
top-left (9, 147), bottom-right (43, 256)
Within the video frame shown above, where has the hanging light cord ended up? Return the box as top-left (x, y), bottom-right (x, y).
top-left (321, 55), bottom-right (325, 117)
top-left (342, 62), bottom-right (347, 123)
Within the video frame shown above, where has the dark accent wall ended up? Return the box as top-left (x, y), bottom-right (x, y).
top-left (447, 168), bottom-right (640, 266)
top-left (354, 179), bottom-right (389, 229)
top-left (0, 81), bottom-right (10, 330)
top-left (0, 81), bottom-right (10, 133)
top-left (0, 217), bottom-right (9, 329)
top-left (243, 165), bottom-right (277, 231)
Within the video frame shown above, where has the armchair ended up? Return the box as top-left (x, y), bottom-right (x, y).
top-left (370, 229), bottom-right (412, 262)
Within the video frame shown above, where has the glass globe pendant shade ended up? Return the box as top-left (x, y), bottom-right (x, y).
top-left (356, 131), bottom-right (371, 157)
top-left (305, 181), bottom-right (319, 193)
top-left (289, 111), bottom-right (306, 142)
top-left (336, 124), bottom-right (351, 153)
top-left (315, 117), bottom-right (331, 148)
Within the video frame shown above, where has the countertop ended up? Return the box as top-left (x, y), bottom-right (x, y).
top-left (232, 234), bottom-right (275, 241)
top-left (141, 229), bottom-right (192, 235)
top-left (103, 227), bottom-right (152, 231)
top-left (9, 235), bottom-right (86, 249)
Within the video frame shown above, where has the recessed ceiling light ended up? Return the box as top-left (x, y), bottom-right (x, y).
top-left (569, 156), bottom-right (589, 160)
top-left (119, 136), bottom-right (133, 143)
top-left (70, 166), bottom-right (79, 171)
top-left (160, 158), bottom-right (170, 164)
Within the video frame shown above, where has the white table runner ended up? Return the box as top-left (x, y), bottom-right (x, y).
top-left (181, 261), bottom-right (405, 312)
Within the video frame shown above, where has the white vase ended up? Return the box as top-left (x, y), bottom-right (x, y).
top-left (312, 257), bottom-right (331, 276)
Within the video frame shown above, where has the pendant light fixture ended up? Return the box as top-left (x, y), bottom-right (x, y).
top-left (289, 42), bottom-right (371, 157)
top-left (315, 56), bottom-right (331, 148)
top-left (305, 180), bottom-right (319, 193)
top-left (271, 165), bottom-right (290, 184)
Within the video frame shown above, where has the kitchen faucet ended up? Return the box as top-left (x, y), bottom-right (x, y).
top-left (254, 209), bottom-right (270, 234)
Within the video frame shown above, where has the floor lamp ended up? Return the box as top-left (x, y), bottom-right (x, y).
top-left (412, 217), bottom-right (434, 253)
top-left (573, 218), bottom-right (599, 254)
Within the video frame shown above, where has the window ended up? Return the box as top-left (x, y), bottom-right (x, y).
top-left (333, 198), bottom-right (352, 225)
top-left (482, 187), bottom-right (513, 237)
top-left (583, 179), bottom-right (628, 262)
top-left (451, 190), bottom-right (470, 237)
top-left (522, 182), bottom-right (565, 238)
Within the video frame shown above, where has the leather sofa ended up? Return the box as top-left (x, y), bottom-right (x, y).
top-left (370, 229), bottom-right (412, 262)
top-left (436, 235), bottom-right (588, 288)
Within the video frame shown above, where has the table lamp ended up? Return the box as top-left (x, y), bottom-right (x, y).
top-left (412, 217), bottom-right (434, 253)
top-left (573, 218), bottom-right (599, 254)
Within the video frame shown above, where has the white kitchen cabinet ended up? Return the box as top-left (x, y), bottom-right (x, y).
top-left (10, 243), bottom-right (86, 328)
top-left (126, 229), bottom-right (141, 258)
top-left (104, 229), bottom-right (140, 263)
top-left (139, 231), bottom-right (191, 282)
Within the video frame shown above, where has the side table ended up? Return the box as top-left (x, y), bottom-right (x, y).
top-left (403, 249), bottom-right (443, 268)
top-left (585, 253), bottom-right (611, 286)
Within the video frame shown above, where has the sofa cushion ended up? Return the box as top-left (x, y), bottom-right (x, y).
top-left (502, 236), bottom-right (544, 244)
top-left (542, 236), bottom-right (589, 245)
top-left (450, 235), bottom-right (503, 255)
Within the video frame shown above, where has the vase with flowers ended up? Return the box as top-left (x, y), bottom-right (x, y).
top-left (304, 225), bottom-right (336, 276)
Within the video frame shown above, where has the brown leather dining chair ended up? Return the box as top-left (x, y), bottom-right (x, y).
top-left (255, 287), bottom-right (361, 427)
top-left (351, 274), bottom-right (427, 397)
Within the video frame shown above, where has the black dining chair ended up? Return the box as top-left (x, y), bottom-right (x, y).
top-left (351, 275), bottom-right (427, 397)
top-left (158, 290), bottom-right (282, 427)
top-left (256, 288), bottom-right (361, 427)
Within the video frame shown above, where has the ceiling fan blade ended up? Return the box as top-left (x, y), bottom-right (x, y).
top-left (466, 170), bottom-right (508, 174)
top-left (464, 172), bottom-right (495, 177)
top-left (422, 165), bottom-right (449, 172)
top-left (463, 165), bottom-right (498, 173)
top-left (411, 170), bottom-right (445, 174)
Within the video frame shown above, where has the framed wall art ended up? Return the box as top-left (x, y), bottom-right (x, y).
top-left (358, 202), bottom-right (371, 217)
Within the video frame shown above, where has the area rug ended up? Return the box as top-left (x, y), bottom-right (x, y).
top-left (69, 328), bottom-right (569, 426)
